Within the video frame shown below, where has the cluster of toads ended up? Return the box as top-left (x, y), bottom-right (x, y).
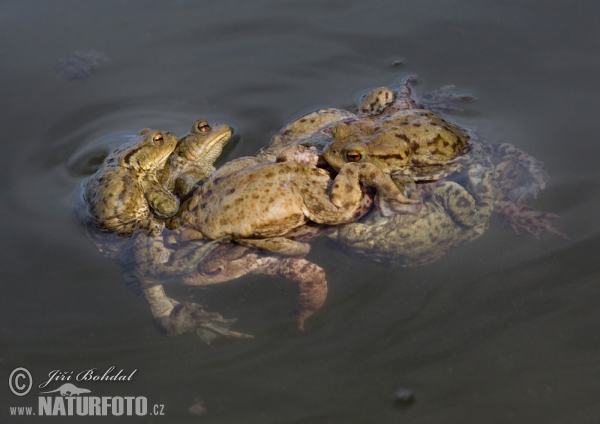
top-left (80, 76), bottom-right (565, 342)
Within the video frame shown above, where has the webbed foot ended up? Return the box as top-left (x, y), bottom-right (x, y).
top-left (495, 199), bottom-right (568, 239)
top-left (158, 302), bottom-right (254, 341)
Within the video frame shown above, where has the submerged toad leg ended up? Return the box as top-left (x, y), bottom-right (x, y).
top-left (141, 284), bottom-right (176, 320)
top-left (181, 245), bottom-right (326, 332)
top-left (490, 144), bottom-right (565, 238)
top-left (492, 143), bottom-right (548, 202)
top-left (141, 284), bottom-right (252, 340)
top-left (133, 234), bottom-right (254, 340)
top-left (494, 201), bottom-right (567, 239)
top-left (259, 257), bottom-right (328, 331)
top-left (133, 233), bottom-right (226, 279)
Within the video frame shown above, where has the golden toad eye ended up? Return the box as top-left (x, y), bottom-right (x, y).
top-left (345, 150), bottom-right (362, 162)
top-left (153, 134), bottom-right (164, 146)
top-left (197, 121), bottom-right (212, 133)
top-left (201, 266), bottom-right (222, 277)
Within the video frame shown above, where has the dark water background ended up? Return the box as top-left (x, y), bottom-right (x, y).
top-left (2, 1), bottom-right (599, 422)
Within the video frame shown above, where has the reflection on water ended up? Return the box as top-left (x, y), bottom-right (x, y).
top-left (2, 0), bottom-right (599, 423)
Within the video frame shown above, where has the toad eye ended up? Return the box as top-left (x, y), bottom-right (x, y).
top-left (153, 134), bottom-right (165, 146)
top-left (197, 121), bottom-right (212, 133)
top-left (201, 266), bottom-right (222, 277)
top-left (345, 150), bottom-right (363, 162)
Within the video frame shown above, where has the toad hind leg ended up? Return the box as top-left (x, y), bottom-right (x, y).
top-left (492, 142), bottom-right (548, 202)
top-left (494, 200), bottom-right (567, 239)
top-left (134, 235), bottom-right (254, 341)
top-left (259, 257), bottom-right (327, 331)
top-left (141, 284), bottom-right (253, 340)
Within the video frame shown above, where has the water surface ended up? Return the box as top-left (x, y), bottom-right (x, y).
top-left (2, 1), bottom-right (599, 423)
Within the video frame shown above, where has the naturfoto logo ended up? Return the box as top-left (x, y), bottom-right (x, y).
top-left (8, 366), bottom-right (165, 418)
top-left (38, 385), bottom-right (148, 417)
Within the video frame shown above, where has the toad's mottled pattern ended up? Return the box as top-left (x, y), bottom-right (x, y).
top-left (329, 162), bottom-right (495, 267)
top-left (160, 119), bottom-right (233, 198)
top-left (260, 77), bottom-right (564, 267)
top-left (83, 129), bottom-right (179, 237)
top-left (260, 76), bottom-right (474, 208)
top-left (322, 108), bottom-right (471, 183)
top-left (263, 77), bottom-right (542, 194)
top-left (78, 78), bottom-right (565, 342)
top-left (167, 147), bottom-right (416, 331)
top-left (176, 151), bottom-right (419, 257)
top-left (81, 123), bottom-right (248, 340)
top-left (258, 76), bottom-right (415, 161)
top-left (259, 108), bottom-right (357, 161)
top-left (329, 141), bottom-right (565, 267)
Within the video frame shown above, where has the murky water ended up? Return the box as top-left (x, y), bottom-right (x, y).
top-left (2, 1), bottom-right (599, 423)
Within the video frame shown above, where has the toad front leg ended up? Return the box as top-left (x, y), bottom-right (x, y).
top-left (331, 162), bottom-right (422, 217)
top-left (140, 176), bottom-right (180, 218)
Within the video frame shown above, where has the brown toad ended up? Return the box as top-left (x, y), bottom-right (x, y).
top-left (83, 129), bottom-right (180, 236)
top-left (329, 161), bottom-right (496, 267)
top-left (180, 242), bottom-right (329, 332)
top-left (263, 76), bottom-right (561, 238)
top-left (322, 108), bottom-right (471, 183)
top-left (328, 142), bottom-right (566, 267)
top-left (160, 119), bottom-right (233, 198)
top-left (175, 151), bottom-right (420, 257)
top-left (81, 123), bottom-right (246, 340)
top-left (259, 76), bottom-right (475, 213)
